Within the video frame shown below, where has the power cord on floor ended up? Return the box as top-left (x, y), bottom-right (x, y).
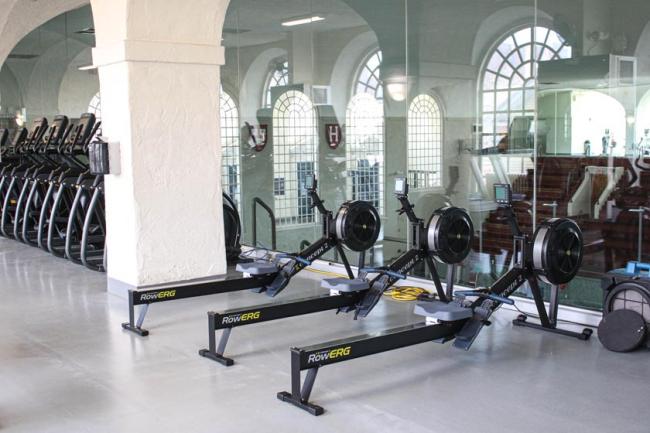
top-left (384, 286), bottom-right (428, 302)
top-left (305, 268), bottom-right (430, 302)
top-left (305, 268), bottom-right (347, 278)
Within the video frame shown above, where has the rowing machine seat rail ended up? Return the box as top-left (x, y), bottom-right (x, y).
top-left (235, 261), bottom-right (279, 276)
top-left (320, 277), bottom-right (370, 292)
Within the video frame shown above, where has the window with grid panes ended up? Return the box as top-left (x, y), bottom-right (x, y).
top-left (480, 26), bottom-right (571, 150)
top-left (408, 94), bottom-right (442, 189)
top-left (272, 90), bottom-right (317, 225)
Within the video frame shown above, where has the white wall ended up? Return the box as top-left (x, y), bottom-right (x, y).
top-left (58, 47), bottom-right (99, 117)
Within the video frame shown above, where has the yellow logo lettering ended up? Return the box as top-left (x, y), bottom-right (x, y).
top-left (240, 311), bottom-right (261, 321)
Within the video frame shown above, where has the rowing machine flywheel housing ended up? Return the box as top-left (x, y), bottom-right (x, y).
top-left (426, 207), bottom-right (474, 264)
top-left (532, 218), bottom-right (583, 285)
top-left (334, 200), bottom-right (381, 252)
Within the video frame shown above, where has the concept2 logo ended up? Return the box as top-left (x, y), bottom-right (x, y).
top-left (221, 311), bottom-right (261, 325)
top-left (139, 290), bottom-right (176, 301)
top-left (307, 346), bottom-right (352, 364)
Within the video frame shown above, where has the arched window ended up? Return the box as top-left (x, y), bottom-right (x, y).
top-left (272, 90), bottom-right (317, 225)
top-left (480, 26), bottom-right (571, 150)
top-left (88, 92), bottom-right (101, 119)
top-left (264, 60), bottom-right (289, 108)
top-left (408, 94), bottom-right (442, 189)
top-left (355, 50), bottom-right (383, 100)
top-left (346, 93), bottom-right (384, 213)
top-left (220, 88), bottom-right (241, 208)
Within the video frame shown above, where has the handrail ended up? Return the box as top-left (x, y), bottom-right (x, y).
top-left (252, 197), bottom-right (276, 250)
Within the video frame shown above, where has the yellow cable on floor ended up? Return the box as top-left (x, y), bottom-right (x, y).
top-left (305, 268), bottom-right (429, 302)
top-left (384, 286), bottom-right (428, 301)
top-left (305, 268), bottom-right (347, 278)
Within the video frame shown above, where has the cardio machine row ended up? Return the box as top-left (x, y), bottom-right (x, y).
top-left (121, 174), bottom-right (590, 415)
top-left (0, 114), bottom-right (106, 272)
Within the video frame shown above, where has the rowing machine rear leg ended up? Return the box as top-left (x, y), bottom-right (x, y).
top-left (121, 291), bottom-right (150, 336)
top-left (512, 280), bottom-right (593, 341)
top-left (198, 313), bottom-right (235, 366)
top-left (512, 314), bottom-right (593, 340)
top-left (277, 359), bottom-right (323, 416)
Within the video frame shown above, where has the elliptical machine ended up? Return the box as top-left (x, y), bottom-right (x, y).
top-left (0, 118), bottom-right (48, 238)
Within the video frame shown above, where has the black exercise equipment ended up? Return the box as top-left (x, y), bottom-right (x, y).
top-left (0, 114), bottom-right (109, 274)
top-left (353, 177), bottom-right (473, 318)
top-left (598, 309), bottom-right (647, 352)
top-left (223, 192), bottom-right (242, 264)
top-left (122, 176), bottom-right (381, 337)
top-left (41, 115), bottom-right (101, 259)
top-left (0, 118), bottom-right (48, 238)
top-left (277, 182), bottom-right (591, 416)
top-left (15, 115), bottom-right (70, 245)
top-left (199, 177), bottom-right (472, 366)
top-left (599, 264), bottom-right (650, 351)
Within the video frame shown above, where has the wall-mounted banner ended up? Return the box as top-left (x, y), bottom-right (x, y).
top-left (325, 123), bottom-right (342, 149)
top-left (245, 122), bottom-right (268, 152)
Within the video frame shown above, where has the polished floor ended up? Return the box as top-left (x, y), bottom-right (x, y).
top-left (0, 239), bottom-right (649, 433)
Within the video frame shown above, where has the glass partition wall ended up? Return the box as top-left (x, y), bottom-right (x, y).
top-left (4, 1), bottom-right (648, 313)
top-left (224, 0), bottom-right (650, 312)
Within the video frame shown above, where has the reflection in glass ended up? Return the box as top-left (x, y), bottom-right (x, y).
top-left (481, 26), bottom-right (571, 150)
top-left (272, 90), bottom-right (317, 226)
top-left (264, 60), bottom-right (289, 108)
top-left (346, 93), bottom-right (384, 214)
top-left (407, 95), bottom-right (442, 189)
top-left (220, 88), bottom-right (241, 208)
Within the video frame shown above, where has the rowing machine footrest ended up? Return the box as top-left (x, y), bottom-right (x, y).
top-left (235, 261), bottom-right (279, 276)
top-left (413, 300), bottom-right (472, 322)
top-left (321, 277), bottom-right (370, 292)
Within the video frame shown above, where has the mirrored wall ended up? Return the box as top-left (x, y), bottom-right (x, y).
top-left (222, 0), bottom-right (650, 311)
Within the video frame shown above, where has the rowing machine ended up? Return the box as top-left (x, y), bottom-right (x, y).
top-left (278, 183), bottom-right (590, 415)
top-left (122, 176), bottom-right (381, 336)
top-left (199, 177), bottom-right (473, 365)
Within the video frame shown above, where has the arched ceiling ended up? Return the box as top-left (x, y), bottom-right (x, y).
top-left (0, 0), bottom-right (90, 66)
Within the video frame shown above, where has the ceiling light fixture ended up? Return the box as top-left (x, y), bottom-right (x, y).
top-left (78, 64), bottom-right (97, 71)
top-left (281, 16), bottom-right (325, 27)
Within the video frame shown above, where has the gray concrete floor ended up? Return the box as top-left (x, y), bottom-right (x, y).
top-left (0, 239), bottom-right (649, 433)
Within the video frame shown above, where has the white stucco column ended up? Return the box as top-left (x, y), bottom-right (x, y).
top-left (90, 0), bottom-right (230, 291)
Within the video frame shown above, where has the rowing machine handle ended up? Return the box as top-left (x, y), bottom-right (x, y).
top-left (455, 290), bottom-right (515, 305)
top-left (276, 253), bottom-right (311, 266)
top-left (360, 268), bottom-right (406, 280)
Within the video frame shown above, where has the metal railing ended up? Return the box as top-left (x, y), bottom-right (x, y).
top-left (252, 197), bottom-right (276, 250)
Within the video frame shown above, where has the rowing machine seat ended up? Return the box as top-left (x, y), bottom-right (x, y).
top-left (236, 261), bottom-right (279, 276)
top-left (413, 300), bottom-right (472, 321)
top-left (321, 277), bottom-right (370, 292)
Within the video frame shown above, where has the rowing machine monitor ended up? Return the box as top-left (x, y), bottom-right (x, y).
top-left (305, 174), bottom-right (316, 192)
top-left (394, 176), bottom-right (408, 196)
top-left (494, 183), bottom-right (512, 206)
top-left (355, 177), bottom-right (474, 317)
